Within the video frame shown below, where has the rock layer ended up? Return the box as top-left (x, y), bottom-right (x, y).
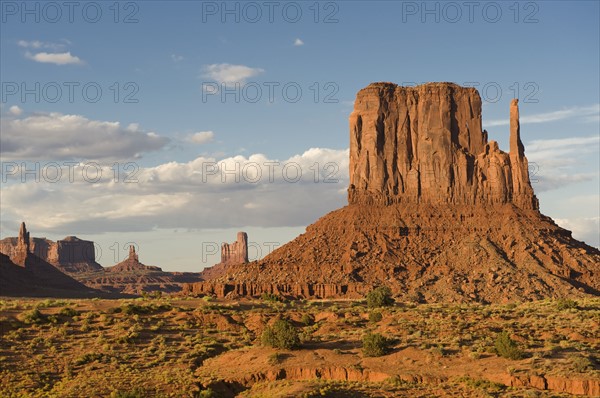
top-left (185, 82), bottom-right (599, 302)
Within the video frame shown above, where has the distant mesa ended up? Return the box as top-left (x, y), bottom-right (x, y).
top-left (184, 82), bottom-right (600, 302)
top-left (0, 223), bottom-right (102, 274)
top-left (106, 245), bottom-right (163, 273)
top-left (0, 222), bottom-right (105, 298)
top-left (0, 223), bottom-right (202, 296)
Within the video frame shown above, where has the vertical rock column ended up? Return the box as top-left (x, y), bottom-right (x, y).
top-left (509, 99), bottom-right (538, 210)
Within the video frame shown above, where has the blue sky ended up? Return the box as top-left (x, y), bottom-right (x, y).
top-left (1, 0), bottom-right (599, 270)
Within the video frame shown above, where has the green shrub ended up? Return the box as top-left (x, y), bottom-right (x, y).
top-left (262, 319), bottom-right (300, 349)
top-left (19, 309), bottom-right (45, 324)
top-left (366, 287), bottom-right (394, 308)
top-left (110, 388), bottom-right (146, 398)
top-left (369, 311), bottom-right (383, 323)
top-left (494, 332), bottom-right (524, 360)
top-left (75, 352), bottom-right (105, 366)
top-left (261, 292), bottom-right (282, 302)
top-left (556, 298), bottom-right (577, 310)
top-left (300, 313), bottom-right (314, 326)
top-left (362, 332), bottom-right (390, 357)
top-left (59, 307), bottom-right (78, 317)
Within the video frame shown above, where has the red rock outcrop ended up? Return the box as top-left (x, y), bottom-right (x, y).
top-left (221, 232), bottom-right (249, 265)
top-left (106, 245), bottom-right (162, 273)
top-left (186, 82), bottom-right (600, 301)
top-left (347, 83), bottom-right (537, 209)
top-left (0, 227), bottom-right (102, 274)
top-left (0, 223), bottom-right (107, 298)
top-left (199, 232), bottom-right (249, 280)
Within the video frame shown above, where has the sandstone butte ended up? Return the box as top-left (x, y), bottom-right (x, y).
top-left (185, 82), bottom-right (600, 303)
top-left (0, 222), bottom-right (102, 297)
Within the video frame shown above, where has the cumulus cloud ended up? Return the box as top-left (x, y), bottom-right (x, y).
top-left (171, 54), bottom-right (184, 62)
top-left (0, 148), bottom-right (349, 234)
top-left (8, 105), bottom-right (23, 116)
top-left (187, 131), bottom-right (215, 145)
top-left (294, 38), bottom-right (304, 46)
top-left (25, 51), bottom-right (84, 65)
top-left (485, 104), bottom-right (600, 127)
top-left (0, 112), bottom-right (169, 161)
top-left (201, 63), bottom-right (264, 85)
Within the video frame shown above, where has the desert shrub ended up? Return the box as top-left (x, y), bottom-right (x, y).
top-left (19, 309), bottom-right (45, 324)
top-left (268, 352), bottom-right (283, 365)
top-left (494, 331), bottom-right (524, 360)
top-left (362, 332), bottom-right (390, 357)
top-left (74, 352), bottom-right (105, 366)
top-left (556, 298), bottom-right (577, 310)
top-left (570, 354), bottom-right (594, 372)
top-left (59, 307), bottom-right (78, 317)
top-left (300, 313), bottom-right (314, 326)
top-left (197, 390), bottom-right (217, 398)
top-left (369, 311), bottom-right (383, 323)
top-left (110, 389), bottom-right (146, 398)
top-left (366, 287), bottom-right (394, 308)
top-left (262, 319), bottom-right (300, 349)
top-left (261, 292), bottom-right (282, 302)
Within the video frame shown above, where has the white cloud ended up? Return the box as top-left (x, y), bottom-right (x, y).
top-left (18, 40), bottom-right (67, 50)
top-left (294, 38), bottom-right (304, 46)
top-left (188, 131), bottom-right (215, 145)
top-left (0, 112), bottom-right (169, 161)
top-left (525, 136), bottom-right (599, 192)
top-left (171, 54), bottom-right (184, 62)
top-left (201, 63), bottom-right (264, 85)
top-left (8, 105), bottom-right (23, 116)
top-left (554, 217), bottom-right (600, 248)
top-left (0, 148), bottom-right (350, 234)
top-left (485, 104), bottom-right (600, 127)
top-left (25, 51), bottom-right (84, 65)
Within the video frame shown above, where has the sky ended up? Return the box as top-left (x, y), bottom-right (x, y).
top-left (0, 0), bottom-right (598, 271)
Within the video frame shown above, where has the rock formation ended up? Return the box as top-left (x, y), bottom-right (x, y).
top-left (0, 223), bottom-right (106, 297)
top-left (0, 228), bottom-right (102, 274)
top-left (347, 83), bottom-right (537, 209)
top-left (184, 82), bottom-right (600, 302)
top-left (199, 232), bottom-right (250, 280)
top-left (106, 245), bottom-right (162, 273)
top-left (221, 232), bottom-right (249, 265)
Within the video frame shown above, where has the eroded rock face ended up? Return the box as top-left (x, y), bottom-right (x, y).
top-left (107, 245), bottom-right (162, 273)
top-left (347, 83), bottom-right (538, 210)
top-left (0, 226), bottom-right (102, 274)
top-left (221, 232), bottom-right (249, 265)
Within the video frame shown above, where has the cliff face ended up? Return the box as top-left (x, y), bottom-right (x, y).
top-left (184, 82), bottom-right (599, 302)
top-left (347, 83), bottom-right (537, 210)
top-left (0, 223), bottom-right (103, 297)
top-left (0, 229), bottom-right (102, 274)
top-left (221, 232), bottom-right (249, 265)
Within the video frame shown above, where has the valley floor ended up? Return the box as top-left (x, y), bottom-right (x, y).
top-left (0, 296), bottom-right (598, 397)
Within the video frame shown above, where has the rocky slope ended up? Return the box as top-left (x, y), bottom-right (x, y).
top-left (184, 82), bottom-right (599, 302)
